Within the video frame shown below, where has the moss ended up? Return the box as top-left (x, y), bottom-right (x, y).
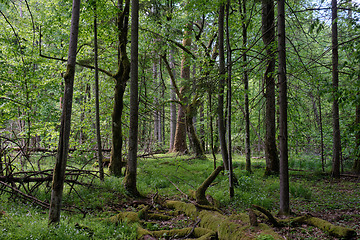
top-left (147, 213), bottom-right (173, 221)
top-left (108, 212), bottom-right (139, 224)
top-left (305, 216), bottom-right (356, 238)
top-left (150, 227), bottom-right (215, 239)
top-left (164, 200), bottom-right (199, 218)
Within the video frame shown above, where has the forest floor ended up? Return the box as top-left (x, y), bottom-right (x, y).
top-left (0, 153), bottom-right (359, 239)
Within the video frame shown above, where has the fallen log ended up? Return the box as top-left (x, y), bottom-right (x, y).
top-left (252, 204), bottom-right (357, 239)
top-left (163, 200), bottom-right (282, 240)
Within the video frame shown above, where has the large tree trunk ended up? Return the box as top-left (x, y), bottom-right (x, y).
top-left (109, 0), bottom-right (130, 177)
top-left (218, 2), bottom-right (229, 170)
top-left (331, 0), bottom-right (341, 179)
top-left (93, 1), bottom-right (104, 181)
top-left (277, 0), bottom-right (290, 216)
top-left (262, 0), bottom-right (279, 176)
top-left (124, 0), bottom-right (140, 197)
top-left (49, 0), bottom-right (81, 224)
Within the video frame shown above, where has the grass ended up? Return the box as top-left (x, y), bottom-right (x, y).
top-left (1, 152), bottom-right (359, 239)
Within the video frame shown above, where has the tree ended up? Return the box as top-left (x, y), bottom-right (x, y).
top-left (218, 1), bottom-right (229, 170)
top-left (93, 0), bottom-right (104, 181)
top-left (109, 0), bottom-right (130, 177)
top-left (124, 0), bottom-right (140, 196)
top-left (49, 0), bottom-right (81, 224)
top-left (240, 0), bottom-right (251, 173)
top-left (277, 0), bottom-right (289, 216)
top-left (331, 0), bottom-right (341, 178)
top-left (262, 0), bottom-right (279, 176)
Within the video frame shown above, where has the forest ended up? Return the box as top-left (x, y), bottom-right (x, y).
top-left (0, 0), bottom-right (360, 239)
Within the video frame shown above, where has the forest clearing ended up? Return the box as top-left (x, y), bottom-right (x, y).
top-left (1, 0), bottom-right (360, 239)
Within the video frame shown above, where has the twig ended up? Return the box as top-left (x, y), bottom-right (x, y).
top-left (181, 218), bottom-right (201, 239)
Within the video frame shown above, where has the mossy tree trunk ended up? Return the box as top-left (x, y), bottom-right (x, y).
top-left (124, 0), bottom-right (140, 197)
top-left (109, 0), bottom-right (130, 177)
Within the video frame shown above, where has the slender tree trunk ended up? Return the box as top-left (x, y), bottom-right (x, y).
top-left (218, 2), bottom-right (229, 170)
top-left (262, 0), bottom-right (279, 176)
top-left (169, 50), bottom-right (177, 151)
top-left (49, 0), bottom-right (80, 224)
top-left (93, 1), bottom-right (104, 181)
top-left (226, 0), bottom-right (234, 198)
top-left (124, 0), bottom-right (140, 196)
top-left (354, 102), bottom-right (360, 173)
top-left (277, 0), bottom-right (290, 216)
top-left (109, 0), bottom-right (130, 177)
top-left (318, 94), bottom-right (325, 172)
top-left (331, 0), bottom-right (341, 179)
top-left (241, 0), bottom-right (251, 173)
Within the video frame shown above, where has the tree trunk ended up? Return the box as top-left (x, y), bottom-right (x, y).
top-left (331, 0), bottom-right (341, 179)
top-left (169, 50), bottom-right (177, 151)
top-left (218, 2), bottom-right (229, 170)
top-left (241, 0), bottom-right (251, 173)
top-left (226, 0), bottom-right (234, 198)
top-left (93, 1), bottom-right (104, 181)
top-left (277, 0), bottom-right (290, 216)
top-left (109, 0), bottom-right (130, 177)
top-left (354, 103), bottom-right (360, 174)
top-left (49, 0), bottom-right (81, 224)
top-left (124, 0), bottom-right (140, 197)
top-left (262, 0), bottom-right (279, 176)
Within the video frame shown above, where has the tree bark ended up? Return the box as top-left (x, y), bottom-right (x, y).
top-left (169, 50), bottom-right (177, 151)
top-left (277, 0), bottom-right (290, 216)
top-left (124, 0), bottom-right (140, 197)
top-left (241, 0), bottom-right (251, 173)
top-left (354, 103), bottom-right (360, 174)
top-left (109, 0), bottom-right (130, 177)
top-left (49, 0), bottom-right (81, 224)
top-left (331, 0), bottom-right (341, 179)
top-left (218, 2), bottom-right (229, 170)
top-left (262, 0), bottom-right (279, 176)
top-left (93, 1), bottom-right (104, 181)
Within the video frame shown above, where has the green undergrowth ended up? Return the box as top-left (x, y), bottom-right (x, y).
top-left (1, 152), bottom-right (359, 239)
top-left (0, 197), bottom-right (137, 240)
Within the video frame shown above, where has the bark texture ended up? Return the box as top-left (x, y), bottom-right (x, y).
top-left (277, 0), bottom-right (290, 216)
top-left (49, 0), bottom-right (81, 224)
top-left (124, 0), bottom-right (140, 197)
top-left (109, 0), bottom-right (130, 177)
top-left (262, 0), bottom-right (279, 176)
top-left (331, 0), bottom-right (341, 178)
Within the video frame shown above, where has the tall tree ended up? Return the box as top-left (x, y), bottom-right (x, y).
top-left (226, 0), bottom-right (234, 197)
top-left (93, 0), bottom-right (104, 181)
top-left (49, 0), bottom-right (81, 224)
top-left (169, 50), bottom-right (177, 151)
top-left (218, 1), bottom-right (229, 170)
top-left (278, 0), bottom-right (289, 216)
top-left (124, 0), bottom-right (140, 196)
top-left (262, 0), bottom-right (279, 176)
top-left (109, 0), bottom-right (130, 177)
top-left (241, 0), bottom-right (251, 173)
top-left (331, 0), bottom-right (341, 178)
